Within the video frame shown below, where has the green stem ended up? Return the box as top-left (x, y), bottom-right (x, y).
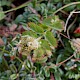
top-left (0, 47), bottom-right (30, 71)
top-left (0, 47), bottom-right (10, 54)
top-left (0, 0), bottom-right (32, 14)
top-left (53, 2), bottom-right (80, 15)
top-left (15, 56), bottom-right (30, 71)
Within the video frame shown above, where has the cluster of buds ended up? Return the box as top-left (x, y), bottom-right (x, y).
top-left (71, 38), bottom-right (80, 53)
top-left (17, 35), bottom-right (40, 56)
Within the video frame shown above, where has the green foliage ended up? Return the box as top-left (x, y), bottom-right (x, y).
top-left (0, 8), bottom-right (5, 20)
top-left (0, 0), bottom-right (80, 80)
top-left (22, 31), bottom-right (38, 38)
top-left (45, 31), bottom-right (57, 47)
top-left (54, 70), bottom-right (61, 80)
top-left (43, 16), bottom-right (64, 31)
top-left (40, 39), bottom-right (51, 50)
top-left (10, 74), bottom-right (18, 80)
top-left (28, 22), bottom-right (44, 34)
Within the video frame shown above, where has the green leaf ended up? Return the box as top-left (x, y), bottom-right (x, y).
top-left (58, 68), bottom-right (64, 75)
top-left (77, 4), bottom-right (80, 9)
top-left (43, 16), bottom-right (64, 31)
top-left (0, 12), bottom-right (5, 20)
top-left (43, 17), bottom-right (52, 26)
top-left (53, 0), bottom-right (61, 3)
top-left (63, 5), bottom-right (76, 11)
top-left (10, 74), bottom-right (17, 80)
top-left (1, 0), bottom-right (7, 6)
top-left (33, 48), bottom-right (47, 63)
top-left (33, 48), bottom-right (45, 58)
top-left (28, 14), bottom-right (39, 22)
top-left (20, 23), bottom-right (28, 30)
top-left (44, 66), bottom-right (50, 77)
top-left (0, 57), bottom-right (9, 71)
top-left (54, 71), bottom-right (61, 80)
top-left (0, 53), bottom-right (2, 63)
top-left (39, 57), bottom-right (47, 63)
top-left (15, 15), bottom-right (26, 24)
top-left (0, 8), bottom-right (5, 20)
top-left (26, 60), bottom-right (32, 68)
top-left (45, 31), bottom-right (57, 47)
top-left (39, 23), bottom-right (48, 30)
top-left (56, 54), bottom-right (63, 64)
top-left (40, 39), bottom-right (51, 50)
top-left (22, 30), bottom-right (38, 38)
top-left (10, 64), bottom-right (17, 73)
top-left (52, 20), bottom-right (64, 31)
top-left (28, 22), bottom-right (44, 34)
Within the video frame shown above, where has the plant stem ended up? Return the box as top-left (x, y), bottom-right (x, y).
top-left (56, 54), bottom-right (74, 66)
top-left (57, 31), bottom-right (80, 46)
top-left (15, 56), bottom-right (30, 71)
top-left (53, 2), bottom-right (80, 15)
top-left (0, 0), bottom-right (32, 14)
top-left (0, 47), bottom-right (10, 54)
top-left (67, 15), bottom-right (77, 38)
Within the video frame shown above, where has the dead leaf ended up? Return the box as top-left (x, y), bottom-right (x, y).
top-left (0, 25), bottom-right (25, 37)
top-left (17, 25), bottom-right (25, 33)
top-left (50, 73), bottom-right (55, 80)
top-left (9, 24), bottom-right (17, 31)
top-left (72, 38), bottom-right (80, 52)
top-left (0, 38), bottom-right (4, 45)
